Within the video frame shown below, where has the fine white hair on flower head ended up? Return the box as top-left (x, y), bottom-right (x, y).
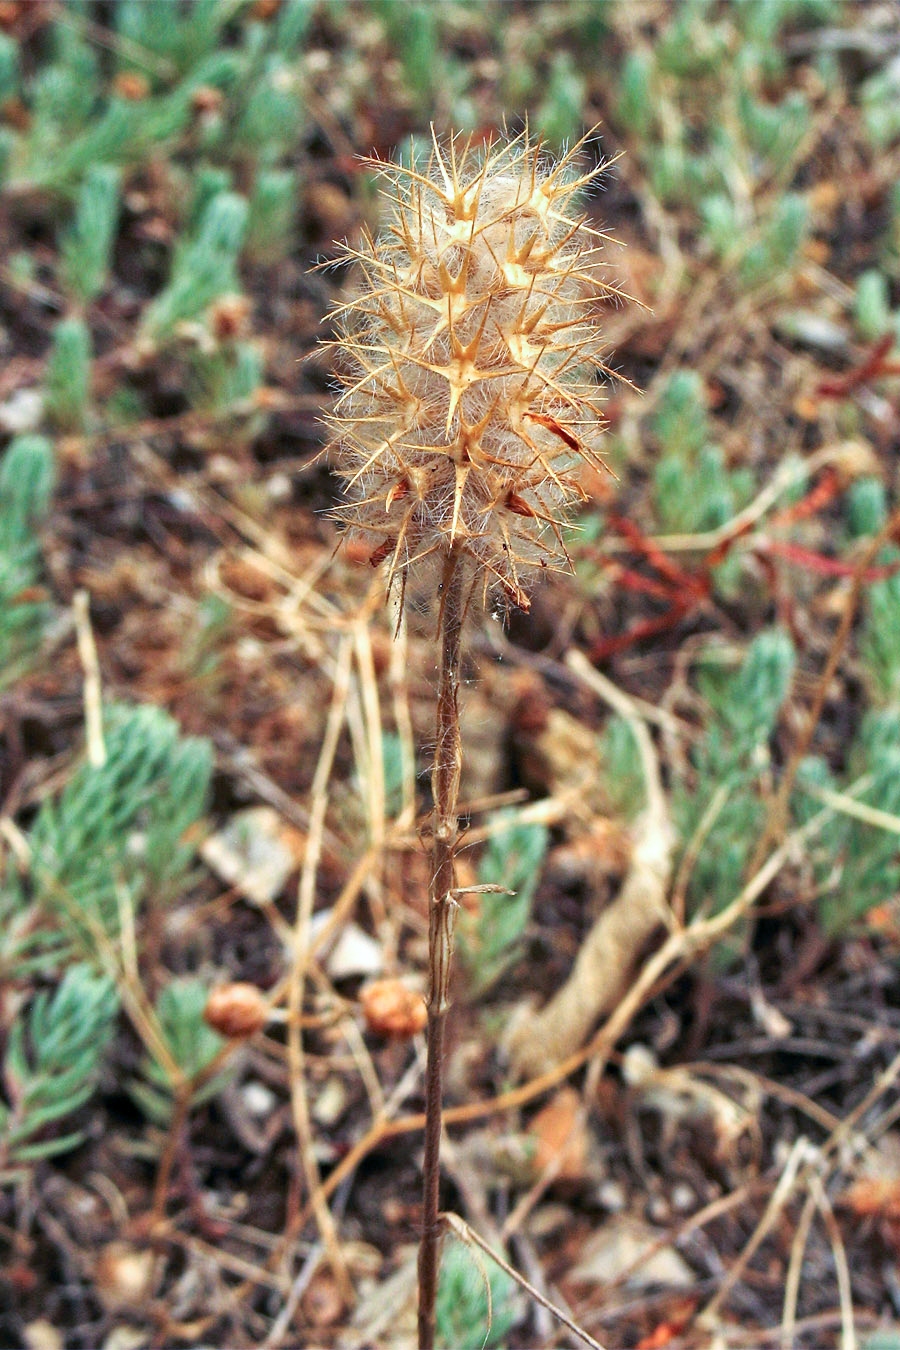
top-left (322, 124), bottom-right (627, 612)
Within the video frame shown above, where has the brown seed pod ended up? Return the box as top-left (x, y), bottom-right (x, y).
top-left (112, 71), bottom-right (150, 103)
top-left (204, 982), bottom-right (268, 1038)
top-left (322, 127), bottom-right (623, 611)
top-left (360, 978), bottom-right (427, 1039)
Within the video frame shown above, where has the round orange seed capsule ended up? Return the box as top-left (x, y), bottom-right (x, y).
top-left (204, 982), bottom-right (269, 1039)
top-left (360, 979), bottom-right (427, 1039)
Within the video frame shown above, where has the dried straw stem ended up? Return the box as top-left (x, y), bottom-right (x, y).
top-left (418, 545), bottom-right (464, 1350)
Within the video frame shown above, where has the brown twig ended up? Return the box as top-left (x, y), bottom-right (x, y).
top-left (418, 545), bottom-right (465, 1350)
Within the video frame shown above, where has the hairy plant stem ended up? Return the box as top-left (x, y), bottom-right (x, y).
top-left (418, 545), bottom-right (465, 1350)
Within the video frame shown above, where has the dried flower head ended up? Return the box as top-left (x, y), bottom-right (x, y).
top-left (323, 127), bottom-right (622, 610)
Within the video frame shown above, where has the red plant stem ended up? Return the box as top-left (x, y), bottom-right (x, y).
top-left (606, 563), bottom-right (688, 602)
top-left (771, 469), bottom-right (840, 527)
top-left (418, 545), bottom-right (464, 1350)
top-left (590, 602), bottom-right (692, 661)
top-left (818, 334), bottom-right (898, 397)
top-left (756, 539), bottom-right (900, 580)
top-left (607, 513), bottom-right (701, 590)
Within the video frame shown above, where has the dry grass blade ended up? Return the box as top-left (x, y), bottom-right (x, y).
top-left (286, 636), bottom-right (354, 1302)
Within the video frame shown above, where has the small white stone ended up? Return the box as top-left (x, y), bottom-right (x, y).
top-left (242, 1082), bottom-right (277, 1119)
top-left (571, 1217), bottom-right (693, 1290)
top-left (672, 1183), bottom-right (695, 1213)
top-left (0, 387), bottom-right (44, 434)
top-left (622, 1043), bottom-right (657, 1087)
top-left (322, 921), bottom-right (383, 982)
top-left (23, 1321), bottom-right (63, 1350)
top-left (648, 1194), bottom-right (670, 1224)
top-left (201, 806), bottom-right (303, 907)
top-left (102, 1329), bottom-right (148, 1350)
top-left (208, 454), bottom-right (239, 482)
top-left (312, 1076), bottom-right (348, 1127)
top-left (267, 473), bottom-right (292, 502)
top-left (237, 637), bottom-right (264, 665)
top-left (597, 1179), bottom-right (628, 1212)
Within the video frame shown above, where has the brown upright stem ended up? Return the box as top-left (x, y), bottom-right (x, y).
top-left (418, 545), bottom-right (465, 1350)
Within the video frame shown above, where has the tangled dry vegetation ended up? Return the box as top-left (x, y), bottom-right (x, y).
top-left (2, 2), bottom-right (900, 1348)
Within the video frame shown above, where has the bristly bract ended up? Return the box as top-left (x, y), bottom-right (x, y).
top-left (322, 126), bottom-right (626, 611)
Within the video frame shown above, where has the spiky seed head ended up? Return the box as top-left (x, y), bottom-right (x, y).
top-left (323, 127), bottom-right (620, 611)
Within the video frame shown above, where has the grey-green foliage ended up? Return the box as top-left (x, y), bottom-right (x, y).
top-left (601, 715), bottom-right (645, 819)
top-left (648, 141), bottom-right (722, 211)
top-left (656, 0), bottom-right (729, 80)
top-left (436, 1237), bottom-right (519, 1350)
top-left (0, 31), bottom-right (19, 105)
top-left (45, 316), bottom-right (91, 432)
top-left (0, 965), bottom-right (117, 1168)
top-left (273, 0), bottom-right (315, 55)
top-left (739, 193), bottom-right (809, 289)
top-left (535, 52), bottom-right (586, 148)
top-left (246, 167), bottom-right (298, 264)
top-left (181, 593), bottom-right (233, 695)
top-left (617, 50), bottom-right (655, 139)
top-left (30, 25), bottom-right (99, 136)
top-left (735, 0), bottom-right (838, 45)
top-left (129, 978), bottom-right (228, 1125)
top-left (614, 1), bottom-right (819, 291)
top-left (795, 482), bottom-right (900, 934)
top-left (26, 93), bottom-right (189, 191)
top-left (234, 56), bottom-right (304, 161)
top-left (889, 182), bottom-right (900, 267)
top-left (7, 19), bottom-right (194, 192)
top-left (2, 0), bottom-right (312, 192)
top-left (860, 548), bottom-right (900, 704)
top-left (845, 476), bottom-right (887, 540)
top-left (381, 730), bottom-right (407, 819)
top-left (856, 269), bottom-right (892, 342)
top-left (653, 370), bottom-right (708, 461)
top-left (140, 191), bottom-right (248, 343)
top-left (114, 0), bottom-right (230, 74)
top-left (0, 436), bottom-right (55, 689)
top-left (675, 629), bottom-right (795, 916)
top-left (458, 814), bottom-right (549, 996)
top-left (841, 710), bottom-right (900, 929)
top-left (701, 193), bottom-right (741, 261)
top-left (60, 164), bottom-right (122, 305)
top-left (861, 53), bottom-right (900, 149)
top-left (2, 704), bottom-right (212, 974)
top-left (796, 709), bottom-right (900, 934)
top-left (737, 88), bottom-right (810, 171)
top-left (189, 165), bottom-right (234, 230)
top-left (861, 1329), bottom-right (900, 1350)
top-left (190, 340), bottom-right (264, 416)
top-left (0, 127), bottom-right (14, 185)
top-left (374, 1), bottom-right (440, 105)
top-left (767, 193), bottom-right (811, 269)
top-left (652, 371), bottom-right (754, 541)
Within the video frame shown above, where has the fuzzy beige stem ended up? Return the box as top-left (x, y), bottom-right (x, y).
top-left (418, 545), bottom-right (464, 1350)
top-left (507, 651), bottom-right (675, 1081)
